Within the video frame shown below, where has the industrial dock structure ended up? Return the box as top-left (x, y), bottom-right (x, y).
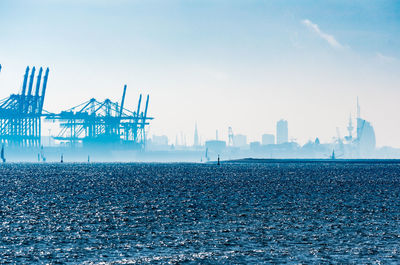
top-left (0, 65), bottom-right (152, 160)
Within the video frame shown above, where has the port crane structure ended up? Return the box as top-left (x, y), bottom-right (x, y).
top-left (0, 66), bottom-right (49, 147)
top-left (0, 65), bottom-right (152, 149)
top-left (45, 86), bottom-right (152, 148)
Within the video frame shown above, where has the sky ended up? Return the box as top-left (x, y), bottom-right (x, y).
top-left (0, 0), bottom-right (399, 147)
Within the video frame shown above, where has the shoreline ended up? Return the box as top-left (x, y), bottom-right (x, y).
top-left (223, 158), bottom-right (400, 164)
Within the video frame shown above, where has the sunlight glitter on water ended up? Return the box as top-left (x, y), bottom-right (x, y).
top-left (0, 162), bottom-right (399, 263)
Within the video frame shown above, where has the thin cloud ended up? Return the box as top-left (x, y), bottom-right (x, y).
top-left (376, 52), bottom-right (397, 64)
top-left (302, 19), bottom-right (344, 49)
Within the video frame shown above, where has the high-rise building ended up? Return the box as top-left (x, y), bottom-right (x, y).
top-left (233, 134), bottom-right (247, 147)
top-left (228, 127), bottom-right (234, 146)
top-left (250, 141), bottom-right (261, 151)
top-left (357, 118), bottom-right (376, 155)
top-left (276, 119), bottom-right (288, 144)
top-left (262, 134), bottom-right (275, 145)
top-left (356, 98), bottom-right (376, 155)
top-left (205, 140), bottom-right (226, 153)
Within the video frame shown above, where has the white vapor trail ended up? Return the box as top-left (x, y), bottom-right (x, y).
top-left (302, 19), bottom-right (344, 49)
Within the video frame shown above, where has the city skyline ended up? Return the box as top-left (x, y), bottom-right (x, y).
top-left (150, 103), bottom-right (372, 148)
top-left (1, 0), bottom-right (399, 147)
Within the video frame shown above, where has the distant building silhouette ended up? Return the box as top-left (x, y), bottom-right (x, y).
top-left (357, 118), bottom-right (376, 155)
top-left (205, 140), bottom-right (226, 154)
top-left (250, 141), bottom-right (261, 151)
top-left (345, 114), bottom-right (354, 142)
top-left (194, 123), bottom-right (199, 146)
top-left (233, 134), bottom-right (247, 147)
top-left (262, 134), bottom-right (275, 145)
top-left (276, 119), bottom-right (288, 144)
top-left (152, 135), bottom-right (169, 145)
top-left (228, 127), bottom-right (234, 146)
top-left (355, 98), bottom-right (376, 156)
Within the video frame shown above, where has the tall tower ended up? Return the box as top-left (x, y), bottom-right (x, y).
top-left (194, 122), bottom-right (199, 146)
top-left (228, 127), bottom-right (234, 146)
top-left (347, 113), bottom-right (353, 140)
top-left (356, 97), bottom-right (362, 140)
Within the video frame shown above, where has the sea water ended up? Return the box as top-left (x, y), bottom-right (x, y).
top-left (0, 162), bottom-right (399, 263)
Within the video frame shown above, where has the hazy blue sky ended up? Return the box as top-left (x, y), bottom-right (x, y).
top-left (0, 0), bottom-right (399, 146)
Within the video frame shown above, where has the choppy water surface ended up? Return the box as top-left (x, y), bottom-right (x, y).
top-left (0, 162), bottom-right (399, 263)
